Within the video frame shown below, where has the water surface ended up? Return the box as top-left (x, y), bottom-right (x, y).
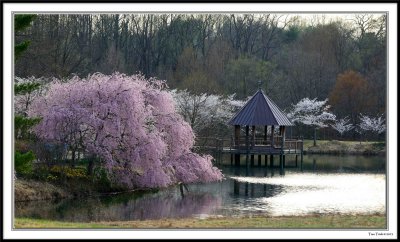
top-left (15, 154), bottom-right (386, 222)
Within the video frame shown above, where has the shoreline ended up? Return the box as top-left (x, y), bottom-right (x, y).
top-left (14, 179), bottom-right (73, 202)
top-left (14, 178), bottom-right (160, 202)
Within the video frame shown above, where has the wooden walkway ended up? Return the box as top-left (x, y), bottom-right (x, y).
top-left (194, 136), bottom-right (304, 170)
top-left (195, 137), bottom-right (303, 153)
top-left (221, 146), bottom-right (302, 155)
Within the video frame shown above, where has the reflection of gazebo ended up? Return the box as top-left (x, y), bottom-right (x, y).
top-left (227, 88), bottom-right (303, 171)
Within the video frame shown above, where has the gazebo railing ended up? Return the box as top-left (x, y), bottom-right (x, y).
top-left (194, 136), bottom-right (303, 152)
top-left (282, 139), bottom-right (303, 152)
top-left (233, 136), bottom-right (284, 147)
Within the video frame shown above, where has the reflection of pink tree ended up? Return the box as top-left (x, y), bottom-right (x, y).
top-left (123, 192), bottom-right (223, 220)
top-left (16, 192), bottom-right (223, 222)
top-left (29, 73), bottom-right (223, 189)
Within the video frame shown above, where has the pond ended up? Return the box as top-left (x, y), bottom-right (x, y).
top-left (15, 154), bottom-right (386, 222)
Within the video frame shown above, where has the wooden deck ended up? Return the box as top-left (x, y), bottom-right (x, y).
top-left (194, 137), bottom-right (304, 169)
top-left (222, 146), bottom-right (302, 155)
top-left (194, 136), bottom-right (304, 155)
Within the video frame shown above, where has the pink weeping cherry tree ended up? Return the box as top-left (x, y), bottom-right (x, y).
top-left (28, 73), bottom-right (223, 189)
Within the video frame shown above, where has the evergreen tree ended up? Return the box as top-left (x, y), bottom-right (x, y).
top-left (15, 14), bottom-right (36, 60)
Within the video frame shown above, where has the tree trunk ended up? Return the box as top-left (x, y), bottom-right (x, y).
top-left (313, 127), bottom-right (317, 146)
top-left (87, 157), bottom-right (94, 176)
top-left (71, 150), bottom-right (76, 168)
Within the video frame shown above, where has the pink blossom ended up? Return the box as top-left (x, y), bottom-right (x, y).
top-left (29, 73), bottom-right (223, 189)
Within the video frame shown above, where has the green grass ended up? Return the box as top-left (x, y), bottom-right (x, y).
top-left (303, 139), bottom-right (330, 149)
top-left (303, 140), bottom-right (382, 149)
top-left (15, 214), bottom-right (386, 229)
top-left (302, 140), bottom-right (385, 155)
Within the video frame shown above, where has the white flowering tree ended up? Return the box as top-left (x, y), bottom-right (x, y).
top-left (331, 117), bottom-right (354, 138)
top-left (288, 98), bottom-right (336, 146)
top-left (14, 76), bottom-right (49, 115)
top-left (171, 89), bottom-right (244, 138)
top-left (357, 113), bottom-right (386, 142)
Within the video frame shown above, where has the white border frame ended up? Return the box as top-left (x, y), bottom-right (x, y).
top-left (3, 2), bottom-right (397, 240)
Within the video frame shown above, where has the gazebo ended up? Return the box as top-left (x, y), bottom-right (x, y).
top-left (227, 88), bottom-right (302, 170)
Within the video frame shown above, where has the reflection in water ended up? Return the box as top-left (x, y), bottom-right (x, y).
top-left (15, 154), bottom-right (386, 222)
top-left (313, 158), bottom-right (317, 171)
top-left (230, 173), bottom-right (385, 216)
top-left (16, 189), bottom-right (222, 222)
top-left (233, 180), bottom-right (239, 195)
top-left (232, 179), bottom-right (283, 199)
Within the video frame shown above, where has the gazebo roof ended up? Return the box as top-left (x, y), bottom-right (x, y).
top-left (228, 89), bottom-right (293, 126)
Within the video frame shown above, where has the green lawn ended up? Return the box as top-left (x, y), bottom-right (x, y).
top-left (302, 139), bottom-right (385, 154)
top-left (302, 139), bottom-right (382, 148)
top-left (15, 214), bottom-right (386, 229)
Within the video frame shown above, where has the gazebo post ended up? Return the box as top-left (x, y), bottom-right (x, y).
top-left (245, 126), bottom-right (250, 168)
top-left (282, 126), bottom-right (286, 151)
top-left (281, 155), bottom-right (286, 175)
top-left (264, 126), bottom-right (268, 168)
top-left (282, 126), bottom-right (286, 140)
top-left (245, 126), bottom-right (250, 149)
top-left (279, 126), bottom-right (286, 174)
top-left (251, 125), bottom-right (255, 166)
top-left (251, 125), bottom-right (256, 147)
top-left (234, 125), bottom-right (240, 147)
top-left (280, 126), bottom-right (286, 147)
top-left (301, 138), bottom-right (304, 171)
top-left (235, 154), bottom-right (240, 166)
top-left (270, 154), bottom-right (274, 168)
top-left (271, 125), bottom-right (275, 170)
top-left (271, 125), bottom-right (275, 147)
top-left (264, 126), bottom-right (268, 145)
top-left (234, 125), bottom-right (241, 166)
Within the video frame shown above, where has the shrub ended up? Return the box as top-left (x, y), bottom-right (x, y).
top-left (15, 139), bottom-right (31, 153)
top-left (92, 167), bottom-right (113, 192)
top-left (15, 151), bottom-right (35, 177)
top-left (49, 165), bottom-right (88, 179)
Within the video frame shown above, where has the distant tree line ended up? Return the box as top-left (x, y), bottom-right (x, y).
top-left (15, 13), bottom-right (387, 140)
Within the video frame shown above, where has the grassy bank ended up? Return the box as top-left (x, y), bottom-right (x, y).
top-left (15, 214), bottom-right (386, 229)
top-left (14, 178), bottom-right (154, 202)
top-left (15, 179), bottom-right (73, 202)
top-left (303, 140), bottom-right (385, 155)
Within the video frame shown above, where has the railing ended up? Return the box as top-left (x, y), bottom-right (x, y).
top-left (232, 136), bottom-right (285, 148)
top-left (195, 136), bottom-right (303, 152)
top-left (282, 139), bottom-right (304, 153)
top-left (194, 136), bottom-right (303, 166)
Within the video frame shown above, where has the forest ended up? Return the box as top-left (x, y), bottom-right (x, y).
top-left (15, 13), bottom-right (386, 140)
